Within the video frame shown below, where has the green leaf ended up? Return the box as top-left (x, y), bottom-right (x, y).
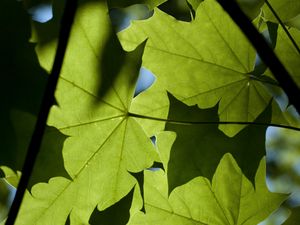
top-left (29, 126), bottom-right (70, 190)
top-left (3, 0), bottom-right (292, 223)
top-left (30, 0), bottom-right (165, 46)
top-left (15, 1), bottom-right (157, 224)
top-left (2, 110), bottom-right (70, 189)
top-left (130, 81), bottom-right (169, 136)
top-left (158, 0), bottom-right (193, 21)
top-left (107, 0), bottom-right (167, 9)
top-left (128, 154), bottom-right (287, 225)
top-left (89, 187), bottom-right (134, 225)
top-left (109, 4), bottom-right (154, 32)
top-left (187, 0), bottom-right (202, 12)
top-left (262, 0), bottom-right (300, 23)
top-left (0, 0), bottom-right (50, 183)
top-left (267, 27), bottom-right (300, 86)
top-left (119, 0), bottom-right (284, 136)
top-left (283, 207), bottom-right (300, 225)
top-left (30, 0), bottom-right (65, 45)
top-left (160, 94), bottom-right (271, 192)
top-left (286, 14), bottom-right (300, 30)
top-left (237, 0), bottom-right (264, 20)
top-left (186, 0), bottom-right (264, 20)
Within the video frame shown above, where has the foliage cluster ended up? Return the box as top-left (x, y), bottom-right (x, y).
top-left (1, 0), bottom-right (300, 224)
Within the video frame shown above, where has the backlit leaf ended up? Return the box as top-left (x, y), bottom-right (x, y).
top-left (128, 154), bottom-right (287, 225)
top-left (119, 0), bottom-right (287, 136)
top-left (268, 27), bottom-right (300, 87)
top-left (262, 0), bottom-right (300, 23)
top-left (15, 1), bottom-right (157, 224)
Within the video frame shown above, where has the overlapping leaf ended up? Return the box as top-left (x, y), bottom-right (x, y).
top-left (15, 1), bottom-right (157, 224)
top-left (128, 154), bottom-right (287, 225)
top-left (262, 0), bottom-right (300, 23)
top-left (158, 0), bottom-right (194, 22)
top-left (108, 0), bottom-right (166, 9)
top-left (0, 0), bottom-right (69, 189)
top-left (88, 187), bottom-right (134, 225)
top-left (286, 14), bottom-right (300, 30)
top-left (130, 81), bottom-right (169, 136)
top-left (159, 94), bottom-right (270, 192)
top-left (0, 0), bottom-right (46, 172)
top-left (187, 0), bottom-right (202, 12)
top-left (188, 0), bottom-right (264, 19)
top-left (283, 207), bottom-right (300, 225)
top-left (237, 0), bottom-right (264, 19)
top-left (119, 0), bottom-right (293, 136)
top-left (267, 27), bottom-right (300, 87)
top-left (30, 0), bottom-right (165, 47)
top-left (2, 0), bottom-right (294, 224)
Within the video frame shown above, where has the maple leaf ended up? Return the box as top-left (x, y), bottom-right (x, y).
top-left (3, 0), bottom-right (296, 224)
top-left (262, 0), bottom-right (300, 23)
top-left (157, 94), bottom-right (271, 192)
top-left (14, 1), bottom-right (157, 224)
top-left (119, 0), bottom-right (300, 136)
top-left (88, 187), bottom-right (134, 225)
top-left (266, 27), bottom-right (300, 87)
top-left (0, 0), bottom-right (69, 189)
top-left (128, 154), bottom-right (287, 225)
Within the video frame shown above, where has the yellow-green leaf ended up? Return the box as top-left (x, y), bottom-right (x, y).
top-left (128, 154), bottom-right (287, 225)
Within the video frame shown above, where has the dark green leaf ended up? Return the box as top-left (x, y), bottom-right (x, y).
top-left (89, 188), bottom-right (134, 225)
top-left (0, 0), bottom-right (47, 176)
top-left (158, 0), bottom-right (193, 21)
top-left (29, 126), bottom-right (70, 190)
top-left (283, 207), bottom-right (300, 225)
top-left (163, 93), bottom-right (271, 192)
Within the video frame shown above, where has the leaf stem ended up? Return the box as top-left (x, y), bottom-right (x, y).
top-left (215, 0), bottom-right (300, 115)
top-left (265, 0), bottom-right (300, 54)
top-left (249, 74), bottom-right (280, 87)
top-left (5, 0), bottom-right (78, 224)
top-left (128, 112), bottom-right (300, 132)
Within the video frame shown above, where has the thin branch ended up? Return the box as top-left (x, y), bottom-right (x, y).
top-left (128, 112), bottom-right (300, 132)
top-left (216, 0), bottom-right (300, 115)
top-left (265, 0), bottom-right (300, 54)
top-left (5, 0), bottom-right (78, 224)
